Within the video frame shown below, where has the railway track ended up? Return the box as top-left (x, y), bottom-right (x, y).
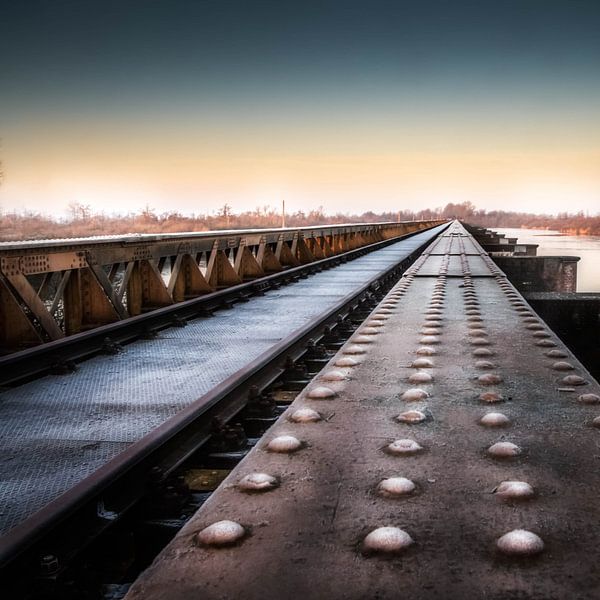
top-left (0, 223), bottom-right (448, 599)
top-left (126, 221), bottom-right (600, 600)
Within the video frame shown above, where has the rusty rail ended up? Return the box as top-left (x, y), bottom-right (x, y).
top-left (0, 221), bottom-right (444, 353)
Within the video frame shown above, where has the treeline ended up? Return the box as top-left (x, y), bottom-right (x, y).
top-left (0, 201), bottom-right (599, 242)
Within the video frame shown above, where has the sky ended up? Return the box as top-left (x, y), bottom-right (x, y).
top-left (1, 0), bottom-right (599, 217)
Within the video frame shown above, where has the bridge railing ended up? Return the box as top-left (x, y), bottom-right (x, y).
top-left (0, 220), bottom-right (444, 351)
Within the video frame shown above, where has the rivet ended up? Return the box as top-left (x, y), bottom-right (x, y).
top-left (408, 372), bottom-right (433, 384)
top-left (592, 416), bottom-right (600, 427)
top-left (535, 339), bottom-right (556, 347)
top-left (289, 408), bottom-right (322, 423)
top-left (467, 316), bottom-right (483, 322)
top-left (469, 329), bottom-right (488, 338)
top-left (366, 320), bottom-right (386, 327)
top-left (473, 348), bottom-right (494, 357)
top-left (396, 410), bottom-right (427, 423)
top-left (466, 310), bottom-right (480, 315)
top-left (238, 473), bottom-right (279, 492)
top-left (344, 345), bottom-right (367, 354)
top-left (352, 335), bottom-right (374, 345)
top-left (419, 336), bottom-right (440, 344)
top-left (545, 350), bottom-right (567, 358)
top-left (577, 393), bottom-right (600, 404)
top-left (411, 358), bottom-right (434, 368)
top-left (475, 360), bottom-right (495, 369)
top-left (424, 318), bottom-right (443, 326)
top-left (496, 530), bottom-right (544, 556)
top-left (495, 481), bottom-right (534, 500)
top-left (487, 441), bottom-right (521, 457)
top-left (551, 361), bottom-right (574, 371)
top-left (196, 520), bottom-right (246, 546)
top-left (308, 386), bottom-right (336, 399)
top-left (478, 373), bottom-right (502, 385)
top-left (532, 331), bottom-right (550, 338)
top-left (377, 478), bottom-right (416, 497)
top-left (416, 346), bottom-right (437, 355)
top-left (561, 375), bottom-right (586, 386)
top-left (480, 391), bottom-right (503, 403)
top-left (359, 327), bottom-right (380, 335)
top-left (335, 357), bottom-right (360, 367)
top-left (387, 439), bottom-right (423, 455)
top-left (426, 309), bottom-right (442, 315)
top-left (480, 412), bottom-right (510, 427)
top-left (526, 324), bottom-right (544, 330)
top-left (401, 388), bottom-right (429, 401)
top-left (320, 370), bottom-right (347, 382)
top-left (421, 327), bottom-right (441, 336)
top-left (470, 338), bottom-right (491, 346)
top-left (362, 527), bottom-right (414, 554)
top-left (267, 435), bottom-right (302, 453)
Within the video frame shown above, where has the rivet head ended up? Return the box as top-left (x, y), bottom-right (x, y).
top-left (344, 345), bottom-right (367, 355)
top-left (267, 435), bottom-right (302, 453)
top-left (473, 348), bottom-right (494, 357)
top-left (470, 338), bottom-right (490, 346)
top-left (401, 388), bottom-right (429, 401)
top-left (480, 412), bottom-right (510, 427)
top-left (496, 530), bottom-right (544, 556)
top-left (359, 327), bottom-right (380, 335)
top-left (532, 331), bottom-right (550, 338)
top-left (475, 360), bottom-right (495, 369)
top-left (362, 527), bottom-right (414, 554)
top-left (495, 481), bottom-right (534, 500)
top-left (335, 357), bottom-right (359, 367)
top-left (488, 441), bottom-right (521, 457)
top-left (352, 335), bottom-right (375, 344)
top-left (387, 439), bottom-right (423, 455)
top-left (416, 346), bottom-right (437, 355)
top-left (321, 370), bottom-right (347, 381)
top-left (478, 373), bottom-right (502, 385)
top-left (238, 473), bottom-right (279, 492)
top-left (545, 349), bottom-right (567, 358)
top-left (367, 320), bottom-right (386, 327)
top-left (196, 520), bottom-right (246, 546)
top-left (408, 372), bottom-right (433, 384)
top-left (308, 386), bottom-right (336, 399)
top-left (419, 336), bottom-right (440, 344)
top-left (561, 375), bottom-right (586, 386)
top-left (396, 410), bottom-right (427, 423)
top-left (411, 358), bottom-right (433, 368)
top-left (551, 361), bottom-right (574, 371)
top-left (421, 327), bottom-right (440, 335)
top-left (578, 393), bottom-right (600, 404)
top-left (377, 477), bottom-right (416, 497)
top-left (535, 339), bottom-right (556, 347)
top-left (289, 407), bottom-right (322, 423)
top-left (592, 416), bottom-right (600, 427)
top-left (480, 391), bottom-right (503, 403)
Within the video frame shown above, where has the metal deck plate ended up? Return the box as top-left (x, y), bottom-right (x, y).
top-left (126, 222), bottom-right (600, 600)
top-left (0, 225), bottom-right (446, 535)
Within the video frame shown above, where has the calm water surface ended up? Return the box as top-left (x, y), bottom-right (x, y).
top-left (493, 228), bottom-right (600, 293)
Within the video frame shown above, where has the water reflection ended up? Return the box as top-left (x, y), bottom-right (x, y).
top-left (493, 228), bottom-right (600, 292)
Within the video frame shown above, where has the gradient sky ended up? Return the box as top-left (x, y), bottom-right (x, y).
top-left (1, 0), bottom-right (599, 216)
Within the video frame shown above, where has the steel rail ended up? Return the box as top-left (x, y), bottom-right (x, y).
top-left (0, 224), bottom-right (443, 387)
top-left (0, 223), bottom-right (449, 586)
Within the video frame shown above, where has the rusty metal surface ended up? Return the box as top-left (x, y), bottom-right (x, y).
top-left (0, 225), bottom-right (446, 537)
top-left (126, 221), bottom-right (600, 600)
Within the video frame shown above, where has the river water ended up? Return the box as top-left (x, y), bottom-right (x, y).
top-left (493, 228), bottom-right (600, 293)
